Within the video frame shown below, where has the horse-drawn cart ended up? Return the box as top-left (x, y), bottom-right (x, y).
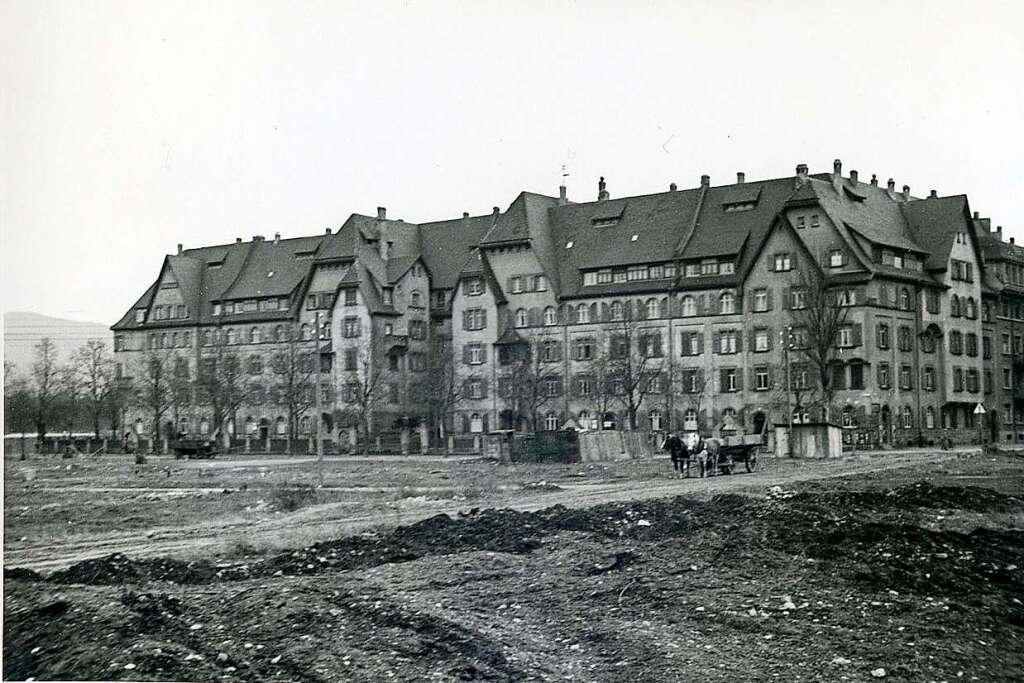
top-left (713, 434), bottom-right (762, 474)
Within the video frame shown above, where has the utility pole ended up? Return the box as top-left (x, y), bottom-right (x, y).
top-left (313, 311), bottom-right (324, 487)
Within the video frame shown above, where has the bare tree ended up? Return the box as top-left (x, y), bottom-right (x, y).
top-left (498, 333), bottom-right (563, 431)
top-left (196, 333), bottom-right (253, 449)
top-left (4, 362), bottom-right (34, 457)
top-left (72, 340), bottom-right (114, 440)
top-left (574, 330), bottom-right (618, 430)
top-left (133, 348), bottom-right (177, 450)
top-left (416, 337), bottom-right (464, 441)
top-left (606, 312), bottom-right (665, 430)
top-left (270, 329), bottom-right (319, 441)
top-left (56, 363), bottom-right (84, 439)
top-left (677, 366), bottom-right (713, 432)
top-left (790, 268), bottom-right (850, 419)
top-left (30, 338), bottom-right (62, 445)
top-left (335, 347), bottom-right (387, 454)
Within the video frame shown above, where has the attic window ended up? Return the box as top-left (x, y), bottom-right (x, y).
top-left (565, 241), bottom-right (574, 249)
top-left (592, 217), bottom-right (620, 228)
top-left (295, 250), bottom-right (316, 260)
top-left (843, 185), bottom-right (868, 202)
top-left (267, 271), bottom-right (275, 278)
top-left (723, 202), bottom-right (756, 212)
top-left (630, 234), bottom-right (639, 242)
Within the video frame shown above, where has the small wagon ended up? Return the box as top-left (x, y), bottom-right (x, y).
top-left (171, 438), bottom-right (218, 459)
top-left (713, 434), bottom-right (762, 474)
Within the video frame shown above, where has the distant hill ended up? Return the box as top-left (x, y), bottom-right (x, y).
top-left (4, 312), bottom-right (112, 376)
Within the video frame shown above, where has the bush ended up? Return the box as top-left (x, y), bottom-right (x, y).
top-left (271, 484), bottom-right (319, 512)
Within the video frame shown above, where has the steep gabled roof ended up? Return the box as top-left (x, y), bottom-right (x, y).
top-left (901, 195), bottom-right (971, 271)
top-left (219, 235), bottom-right (326, 301)
top-left (419, 213), bottom-right (496, 289)
top-left (811, 177), bottom-right (926, 255)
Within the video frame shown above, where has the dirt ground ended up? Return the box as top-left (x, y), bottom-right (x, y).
top-left (4, 449), bottom-right (1023, 681)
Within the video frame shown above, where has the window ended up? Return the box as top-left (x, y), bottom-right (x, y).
top-left (953, 367), bottom-right (964, 392)
top-left (829, 249), bottom-right (844, 267)
top-left (515, 309), bottom-right (528, 328)
top-left (902, 406), bottom-right (913, 429)
top-left (791, 288), bottom-right (807, 310)
top-left (702, 260), bottom-right (719, 276)
top-left (628, 265), bottom-right (647, 281)
top-left (774, 253), bottom-right (792, 272)
top-left (343, 317), bottom-right (361, 338)
top-left (576, 303), bottom-right (590, 324)
top-left (950, 295), bottom-right (961, 317)
top-left (534, 275), bottom-right (548, 291)
top-left (343, 289), bottom-right (357, 306)
top-left (878, 362), bottom-right (891, 389)
top-left (248, 355), bottom-right (263, 375)
top-left (135, 309), bottom-right (146, 323)
top-left (544, 377), bottom-right (561, 397)
top-left (719, 292), bottom-right (736, 314)
top-left (899, 364), bottom-right (913, 390)
top-left (950, 331), bottom-right (963, 355)
top-left (754, 329), bottom-right (769, 352)
top-left (411, 291), bottom-right (422, 307)
top-left (640, 332), bottom-right (663, 358)
top-left (837, 289), bottom-right (856, 307)
top-left (610, 301), bottom-right (624, 320)
top-left (250, 327), bottom-right (261, 344)
top-left (681, 369), bottom-right (702, 393)
top-left (965, 297), bottom-right (977, 319)
top-left (681, 296), bottom-right (696, 317)
top-left (576, 376), bottom-right (593, 397)
top-left (466, 278), bottom-right (484, 295)
top-left (468, 344), bottom-right (484, 364)
top-left (649, 410), bottom-right (663, 432)
top-left (838, 326), bottom-right (853, 347)
top-left (966, 333), bottom-right (978, 357)
top-left (545, 413), bottom-right (560, 431)
top-left (810, 213), bottom-right (820, 228)
top-left (796, 215), bottom-right (806, 229)
top-left (921, 334), bottom-right (936, 353)
top-left (720, 261), bottom-right (735, 275)
top-left (468, 381), bottom-right (483, 399)
top-left (544, 307), bottom-right (557, 326)
top-left (832, 363), bottom-right (846, 390)
top-left (719, 331), bottom-right (738, 354)
top-left (540, 340), bottom-right (560, 362)
top-left (720, 368), bottom-right (739, 392)
top-left (680, 331), bottom-right (703, 356)
top-left (877, 323), bottom-right (890, 349)
top-left (574, 337), bottom-right (594, 361)
top-left (899, 289), bottom-right (910, 311)
top-left (754, 366), bottom-right (770, 391)
top-left (646, 298), bottom-right (659, 319)
top-left (983, 336), bottom-right (992, 359)
top-left (683, 409), bottom-right (698, 431)
top-left (344, 348), bottom-right (357, 371)
top-left (850, 363), bottom-right (865, 390)
top-left (898, 326), bottom-right (913, 352)
top-left (226, 329), bottom-right (237, 345)
top-left (753, 289), bottom-right (768, 312)
top-left (966, 369), bottom-right (980, 393)
top-left (926, 291), bottom-right (940, 314)
top-left (922, 366), bottom-right (936, 390)
top-left (510, 276), bottom-right (524, 293)
top-left (463, 309), bottom-right (487, 331)
top-left (925, 407), bottom-right (936, 429)
top-left (274, 325), bottom-right (285, 342)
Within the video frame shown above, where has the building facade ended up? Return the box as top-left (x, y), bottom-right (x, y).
top-left (113, 160), bottom-right (1015, 448)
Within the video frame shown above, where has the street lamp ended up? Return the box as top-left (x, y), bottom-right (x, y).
top-left (311, 311), bottom-right (324, 486)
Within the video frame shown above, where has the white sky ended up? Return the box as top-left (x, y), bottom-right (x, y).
top-left (2, 0), bottom-right (1022, 325)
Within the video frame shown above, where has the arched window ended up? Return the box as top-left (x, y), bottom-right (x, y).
top-left (545, 412), bottom-right (560, 431)
top-left (411, 290), bottom-right (422, 307)
top-left (610, 301), bottom-right (624, 320)
top-left (649, 409), bottom-right (662, 432)
top-left (251, 327), bottom-right (261, 344)
top-left (899, 289), bottom-right (910, 311)
top-left (576, 303), bottom-right (590, 324)
top-left (515, 309), bottom-right (528, 328)
top-left (470, 413), bottom-right (483, 433)
top-left (544, 306), bottom-right (557, 326)
top-left (925, 406), bottom-right (935, 429)
top-left (177, 416), bottom-right (189, 436)
top-left (275, 416), bottom-right (287, 435)
top-left (681, 295), bottom-right (696, 317)
top-left (966, 297), bottom-right (977, 319)
top-left (300, 323), bottom-right (312, 340)
top-left (226, 328), bottom-right (236, 345)
top-left (950, 294), bottom-right (961, 317)
top-left (646, 298), bottom-right (659, 319)
top-left (902, 406), bottom-right (913, 429)
top-left (300, 416), bottom-right (311, 434)
top-left (719, 292), bottom-right (735, 314)
top-left (683, 408), bottom-right (698, 431)
top-left (274, 325), bottom-right (285, 342)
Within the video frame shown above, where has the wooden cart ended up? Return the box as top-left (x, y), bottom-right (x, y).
top-left (714, 434), bottom-right (762, 474)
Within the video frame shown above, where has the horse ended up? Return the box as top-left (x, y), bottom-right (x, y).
top-left (697, 437), bottom-right (722, 478)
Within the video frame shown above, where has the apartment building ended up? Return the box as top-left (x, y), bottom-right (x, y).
top-left (113, 160), bottom-right (1008, 448)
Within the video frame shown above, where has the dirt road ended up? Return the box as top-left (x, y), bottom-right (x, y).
top-left (5, 449), bottom-right (974, 572)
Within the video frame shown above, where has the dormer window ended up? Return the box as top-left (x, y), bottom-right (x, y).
top-left (383, 288), bottom-right (393, 306)
top-left (810, 214), bottom-right (820, 227)
top-left (135, 310), bottom-right (146, 323)
top-left (796, 215), bottom-right (806, 229)
top-left (565, 241), bottom-right (574, 249)
top-left (212, 303), bottom-right (221, 316)
top-left (466, 278), bottom-right (484, 295)
top-left (592, 217), bottom-right (620, 228)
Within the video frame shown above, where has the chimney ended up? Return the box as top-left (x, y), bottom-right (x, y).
top-left (176, 243), bottom-right (183, 255)
top-left (377, 207), bottom-right (386, 220)
top-left (235, 237), bottom-right (242, 244)
top-left (463, 211), bottom-right (470, 219)
top-left (700, 174), bottom-right (710, 188)
top-left (870, 174), bottom-right (878, 186)
top-left (886, 178), bottom-right (895, 192)
top-left (833, 158), bottom-right (842, 177)
top-left (493, 206), bottom-right (500, 216)
top-left (325, 227), bottom-right (332, 235)
top-left (598, 176), bottom-right (609, 201)
top-left (973, 211), bottom-right (980, 219)
top-left (1011, 237), bottom-right (1015, 246)
top-left (849, 170), bottom-right (859, 184)
top-left (669, 182), bottom-right (677, 192)
top-left (902, 185), bottom-right (911, 200)
top-left (979, 217), bottom-right (991, 232)
top-left (997, 226), bottom-right (1003, 239)
top-left (929, 189), bottom-right (938, 198)
top-left (795, 164), bottom-right (808, 188)
top-left (274, 232), bottom-right (281, 244)
top-left (253, 235), bottom-right (265, 241)
top-left (736, 172), bottom-right (745, 184)
top-left (558, 185), bottom-right (568, 205)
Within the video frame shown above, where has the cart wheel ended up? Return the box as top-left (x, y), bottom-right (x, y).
top-left (745, 451), bottom-right (757, 473)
